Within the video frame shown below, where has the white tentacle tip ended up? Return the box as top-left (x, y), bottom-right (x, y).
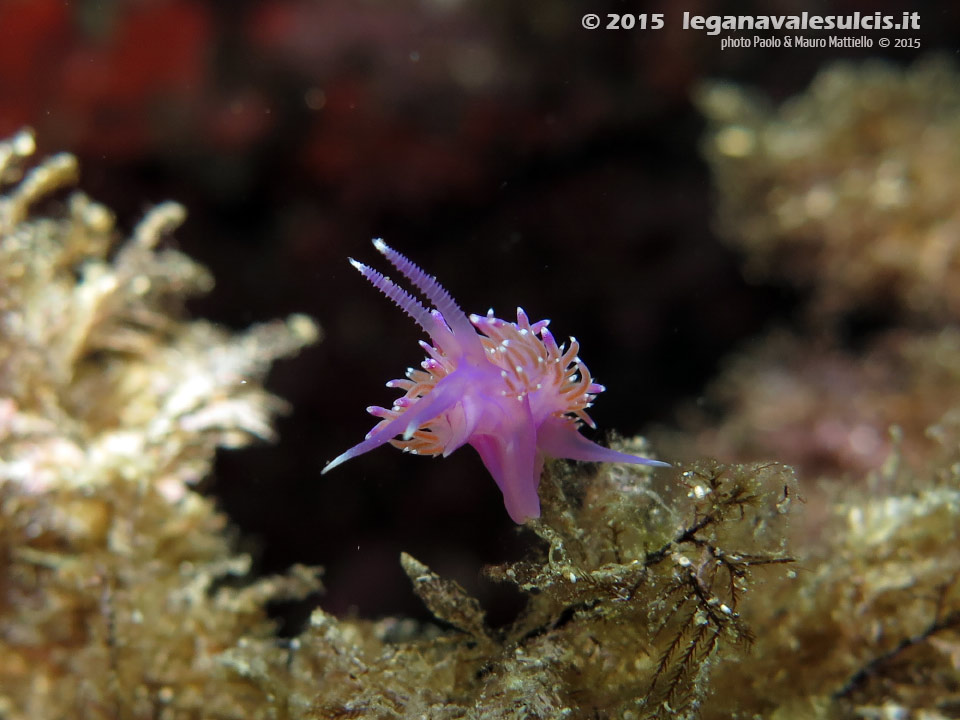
top-left (403, 422), bottom-right (418, 441)
top-left (645, 459), bottom-right (672, 468)
top-left (322, 453), bottom-right (348, 475)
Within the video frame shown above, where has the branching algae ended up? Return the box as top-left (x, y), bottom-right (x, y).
top-left (0, 129), bottom-right (322, 718)
top-left (4, 63), bottom-right (960, 720)
top-left (696, 55), bottom-right (960, 322)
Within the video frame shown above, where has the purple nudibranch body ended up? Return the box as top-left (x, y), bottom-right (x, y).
top-left (322, 239), bottom-right (669, 523)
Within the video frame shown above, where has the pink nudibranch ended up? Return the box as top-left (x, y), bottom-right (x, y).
top-left (322, 239), bottom-right (669, 523)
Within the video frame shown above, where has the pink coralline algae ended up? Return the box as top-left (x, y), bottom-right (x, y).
top-left (322, 240), bottom-right (668, 522)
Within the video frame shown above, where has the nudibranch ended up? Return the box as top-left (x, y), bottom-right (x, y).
top-left (322, 239), bottom-right (669, 523)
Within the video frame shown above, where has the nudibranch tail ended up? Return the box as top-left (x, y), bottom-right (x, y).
top-left (537, 415), bottom-right (671, 467)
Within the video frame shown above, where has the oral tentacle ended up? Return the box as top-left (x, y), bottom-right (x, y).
top-left (322, 374), bottom-right (464, 474)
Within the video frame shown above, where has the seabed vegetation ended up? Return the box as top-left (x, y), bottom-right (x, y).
top-left (2, 56), bottom-right (960, 719)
